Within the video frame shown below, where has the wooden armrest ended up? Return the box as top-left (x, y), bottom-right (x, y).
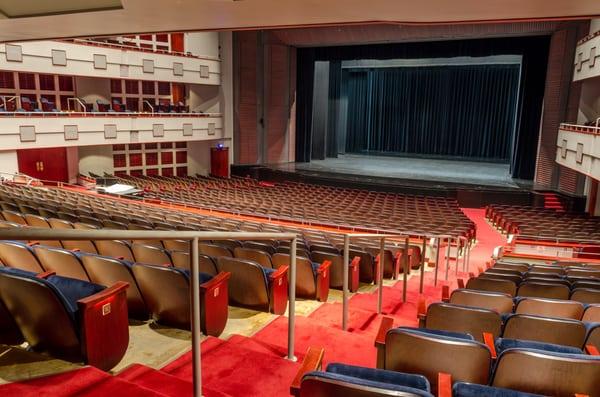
top-left (27, 241), bottom-right (39, 246)
top-left (375, 316), bottom-right (394, 348)
top-left (441, 285), bottom-right (450, 302)
top-left (317, 260), bottom-right (331, 274)
top-left (77, 281), bottom-right (129, 307)
top-left (349, 256), bottom-right (360, 268)
top-left (457, 278), bottom-right (465, 289)
top-left (417, 296), bottom-right (427, 320)
top-left (438, 373), bottom-right (452, 397)
top-left (585, 344), bottom-right (599, 356)
top-left (483, 332), bottom-right (497, 359)
top-left (270, 265), bottom-right (289, 281)
top-left (200, 271), bottom-right (231, 291)
top-left (71, 248), bottom-right (80, 252)
top-left (36, 271), bottom-right (56, 279)
top-left (290, 347), bottom-right (325, 396)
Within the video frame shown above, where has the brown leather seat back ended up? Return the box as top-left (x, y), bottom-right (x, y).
top-left (101, 220), bottom-right (128, 230)
top-left (272, 253), bottom-right (315, 298)
top-left (299, 375), bottom-right (427, 397)
top-left (571, 288), bottom-right (600, 304)
top-left (517, 282), bottom-right (570, 300)
top-left (170, 251), bottom-right (217, 275)
top-left (216, 257), bottom-right (269, 311)
top-left (582, 304), bottom-right (600, 322)
top-left (131, 264), bottom-right (190, 329)
top-left (0, 242), bottom-right (44, 272)
top-left (163, 239), bottom-right (190, 252)
top-left (492, 349), bottom-right (600, 396)
top-left (350, 249), bottom-right (374, 283)
top-left (385, 328), bottom-right (491, 394)
top-left (502, 314), bottom-right (586, 348)
top-left (449, 289), bottom-right (514, 314)
top-left (60, 239), bottom-right (98, 254)
top-left (242, 241), bottom-right (275, 255)
top-left (0, 272), bottom-right (81, 362)
top-left (212, 240), bottom-right (242, 251)
top-left (466, 277), bottom-right (517, 296)
top-left (529, 265), bottom-right (564, 275)
top-left (493, 262), bottom-right (529, 273)
top-left (48, 218), bottom-right (73, 229)
top-left (132, 244), bottom-right (172, 266)
top-left (311, 251), bottom-right (344, 288)
top-left (234, 247), bottom-right (272, 269)
top-left (425, 303), bottom-right (502, 342)
top-left (1, 210), bottom-right (26, 225)
top-left (24, 214), bottom-right (49, 228)
top-left (80, 254), bottom-right (148, 319)
top-left (479, 272), bottom-right (522, 285)
top-left (566, 269), bottom-right (600, 279)
top-left (95, 240), bottom-right (135, 262)
top-left (199, 243), bottom-right (232, 258)
top-left (310, 244), bottom-right (339, 255)
top-left (515, 298), bottom-right (584, 320)
top-left (33, 246), bottom-right (89, 281)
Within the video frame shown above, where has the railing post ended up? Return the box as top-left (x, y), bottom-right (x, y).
top-left (445, 237), bottom-right (451, 281)
top-left (434, 237), bottom-right (440, 286)
top-left (342, 234), bottom-right (350, 331)
top-left (190, 237), bottom-right (202, 397)
top-left (462, 238), bottom-right (468, 272)
top-left (419, 237), bottom-right (426, 293)
top-left (377, 237), bottom-right (385, 314)
top-left (403, 236), bottom-right (409, 302)
top-left (287, 236), bottom-right (297, 361)
top-left (455, 236), bottom-right (460, 275)
top-left (466, 239), bottom-right (471, 273)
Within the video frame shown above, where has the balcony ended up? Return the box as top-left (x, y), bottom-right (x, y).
top-left (0, 111), bottom-right (225, 150)
top-left (573, 31), bottom-right (600, 82)
top-left (556, 123), bottom-right (600, 179)
top-left (0, 40), bottom-right (220, 85)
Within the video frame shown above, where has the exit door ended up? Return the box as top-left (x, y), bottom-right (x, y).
top-left (17, 147), bottom-right (68, 182)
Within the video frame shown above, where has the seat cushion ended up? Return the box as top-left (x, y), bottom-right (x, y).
top-left (311, 262), bottom-right (321, 276)
top-left (180, 269), bottom-right (213, 284)
top-left (45, 275), bottom-right (105, 313)
top-left (0, 266), bottom-right (36, 277)
top-left (326, 363), bottom-right (430, 391)
top-left (495, 338), bottom-right (583, 356)
top-left (453, 382), bottom-right (544, 397)
top-left (396, 326), bottom-right (475, 341)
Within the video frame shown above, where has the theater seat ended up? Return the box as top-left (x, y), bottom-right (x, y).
top-left (199, 243), bottom-right (232, 258)
top-left (0, 241), bottom-right (44, 273)
top-left (131, 264), bottom-right (230, 336)
top-left (80, 254), bottom-right (149, 319)
top-left (0, 267), bottom-right (129, 370)
top-left (494, 338), bottom-right (583, 356)
top-left (310, 251), bottom-right (360, 292)
top-left (466, 277), bottom-right (517, 296)
top-left (448, 289), bottom-right (514, 314)
top-left (272, 253), bottom-right (330, 301)
top-left (299, 363), bottom-right (434, 397)
top-left (95, 240), bottom-right (135, 262)
top-left (453, 382), bottom-right (543, 397)
top-left (491, 349), bottom-right (600, 396)
top-left (217, 257), bottom-right (288, 314)
top-left (131, 243), bottom-right (172, 266)
top-left (422, 302), bottom-right (502, 342)
top-left (234, 247), bottom-right (273, 268)
top-left (169, 251), bottom-right (218, 275)
top-left (33, 245), bottom-right (90, 281)
top-left (571, 288), bottom-right (600, 304)
top-left (516, 282), bottom-right (570, 300)
top-left (502, 314), bottom-right (587, 348)
top-left (376, 325), bottom-right (491, 394)
top-left (514, 297), bottom-right (584, 320)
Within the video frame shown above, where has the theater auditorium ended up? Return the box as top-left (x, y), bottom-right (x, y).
top-left (0, 1), bottom-right (598, 396)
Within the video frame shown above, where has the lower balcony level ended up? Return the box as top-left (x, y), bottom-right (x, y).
top-left (556, 123), bottom-right (600, 180)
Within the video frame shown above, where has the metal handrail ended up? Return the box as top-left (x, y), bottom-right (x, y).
top-left (0, 228), bottom-right (299, 397)
top-left (0, 95), bottom-right (21, 111)
top-left (143, 100), bottom-right (155, 115)
top-left (67, 97), bottom-right (88, 113)
top-left (0, 110), bottom-right (222, 118)
top-left (514, 234), bottom-right (600, 246)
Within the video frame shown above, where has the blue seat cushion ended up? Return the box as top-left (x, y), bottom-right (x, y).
top-left (304, 368), bottom-right (433, 396)
top-left (0, 266), bottom-right (37, 277)
top-left (311, 262), bottom-right (321, 277)
top-left (45, 275), bottom-right (105, 314)
top-left (453, 382), bottom-right (543, 397)
top-left (180, 269), bottom-right (213, 284)
top-left (326, 363), bottom-right (430, 391)
top-left (395, 326), bottom-right (475, 341)
top-left (263, 267), bottom-right (276, 288)
top-left (495, 338), bottom-right (582, 355)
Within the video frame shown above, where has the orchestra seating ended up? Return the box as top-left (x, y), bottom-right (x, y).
top-left (0, 266), bottom-right (129, 371)
top-left (486, 204), bottom-right (600, 240)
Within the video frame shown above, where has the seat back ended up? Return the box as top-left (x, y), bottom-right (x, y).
top-left (33, 246), bottom-right (89, 281)
top-left (502, 314), bottom-right (586, 348)
top-left (517, 282), bottom-right (570, 300)
top-left (493, 262), bottom-right (529, 273)
top-left (515, 298), bottom-right (584, 320)
top-left (492, 349), bottom-right (600, 396)
top-left (242, 241), bottom-right (276, 255)
top-left (311, 251), bottom-right (344, 288)
top-left (478, 272), bottom-right (522, 285)
top-left (465, 277), bottom-right (517, 296)
top-left (425, 303), bottom-right (502, 342)
top-left (0, 241), bottom-right (44, 272)
top-left (131, 244), bottom-right (172, 266)
top-left (582, 304), bottom-right (600, 323)
top-left (385, 328), bottom-right (491, 394)
top-left (529, 265), bottom-right (564, 275)
top-left (216, 257), bottom-right (269, 311)
top-left (199, 243), bottom-right (232, 258)
top-left (95, 240), bottom-right (134, 262)
top-left (170, 251), bottom-right (218, 275)
top-left (162, 239), bottom-right (190, 252)
top-left (449, 289), bottom-right (514, 314)
top-left (80, 255), bottom-right (147, 319)
top-left (350, 249), bottom-right (375, 283)
top-left (0, 269), bottom-right (81, 362)
top-left (234, 247), bottom-right (272, 269)
top-left (272, 253), bottom-right (316, 298)
top-left (131, 264), bottom-right (190, 328)
top-left (570, 288), bottom-right (600, 304)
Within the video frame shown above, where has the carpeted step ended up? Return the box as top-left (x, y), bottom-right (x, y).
top-left (0, 366), bottom-right (170, 397)
top-left (161, 336), bottom-right (301, 397)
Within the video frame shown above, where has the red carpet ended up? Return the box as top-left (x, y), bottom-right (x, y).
top-left (461, 207), bottom-right (507, 271)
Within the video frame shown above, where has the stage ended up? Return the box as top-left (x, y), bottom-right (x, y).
top-left (272, 154), bottom-right (526, 189)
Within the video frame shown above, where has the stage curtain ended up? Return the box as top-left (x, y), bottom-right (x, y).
top-left (345, 64), bottom-right (521, 160)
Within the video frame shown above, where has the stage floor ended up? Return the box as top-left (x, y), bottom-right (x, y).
top-left (273, 154), bottom-right (522, 188)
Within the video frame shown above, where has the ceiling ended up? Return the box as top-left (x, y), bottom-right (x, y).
top-left (0, 0), bottom-right (598, 42)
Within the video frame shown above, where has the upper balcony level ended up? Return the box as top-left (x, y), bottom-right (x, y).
top-left (0, 40), bottom-right (220, 86)
top-left (573, 31), bottom-right (600, 82)
top-left (0, 110), bottom-right (225, 150)
top-left (556, 123), bottom-right (600, 180)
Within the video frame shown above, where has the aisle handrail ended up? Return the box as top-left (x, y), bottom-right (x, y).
top-left (0, 228), bottom-right (299, 397)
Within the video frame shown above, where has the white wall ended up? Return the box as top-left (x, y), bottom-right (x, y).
top-left (0, 150), bottom-right (18, 177)
top-left (189, 84), bottom-right (221, 113)
top-left (187, 140), bottom-right (213, 176)
top-left (184, 32), bottom-right (220, 58)
top-left (75, 76), bottom-right (111, 105)
top-left (78, 145), bottom-right (114, 176)
top-left (590, 19), bottom-right (600, 35)
top-left (219, 31), bottom-right (234, 165)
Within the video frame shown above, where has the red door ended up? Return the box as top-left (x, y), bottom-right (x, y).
top-left (17, 147), bottom-right (68, 182)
